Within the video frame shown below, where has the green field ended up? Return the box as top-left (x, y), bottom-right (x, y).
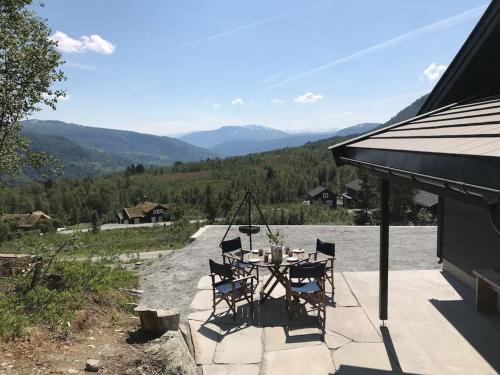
top-left (0, 221), bottom-right (199, 257)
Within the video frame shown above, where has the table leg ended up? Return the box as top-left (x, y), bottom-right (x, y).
top-left (260, 266), bottom-right (289, 304)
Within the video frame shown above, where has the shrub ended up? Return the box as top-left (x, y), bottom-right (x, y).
top-left (0, 260), bottom-right (137, 341)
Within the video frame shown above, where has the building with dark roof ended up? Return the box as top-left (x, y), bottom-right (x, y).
top-left (330, 0), bottom-right (500, 320)
top-left (307, 186), bottom-right (337, 208)
top-left (117, 200), bottom-right (171, 224)
top-left (1, 211), bottom-right (51, 230)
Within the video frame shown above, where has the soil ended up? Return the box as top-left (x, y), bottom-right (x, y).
top-left (0, 305), bottom-right (159, 374)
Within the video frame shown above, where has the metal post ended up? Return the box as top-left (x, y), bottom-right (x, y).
top-left (379, 178), bottom-right (390, 321)
top-left (248, 192), bottom-right (252, 251)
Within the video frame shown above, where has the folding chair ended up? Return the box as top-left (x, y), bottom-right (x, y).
top-left (286, 262), bottom-right (327, 332)
top-left (309, 239), bottom-right (335, 295)
top-left (209, 259), bottom-right (257, 319)
top-left (220, 237), bottom-right (259, 281)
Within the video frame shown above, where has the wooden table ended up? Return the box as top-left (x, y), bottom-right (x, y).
top-left (242, 249), bottom-right (310, 304)
top-left (473, 269), bottom-right (500, 312)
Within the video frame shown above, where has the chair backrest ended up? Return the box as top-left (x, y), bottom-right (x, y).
top-left (290, 262), bottom-right (326, 279)
top-left (316, 239), bottom-right (335, 257)
top-left (220, 237), bottom-right (242, 254)
top-left (209, 259), bottom-right (234, 280)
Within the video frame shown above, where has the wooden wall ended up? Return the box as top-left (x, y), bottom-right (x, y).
top-left (442, 197), bottom-right (500, 276)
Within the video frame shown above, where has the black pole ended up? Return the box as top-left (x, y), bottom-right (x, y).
top-left (248, 192), bottom-right (252, 251)
top-left (250, 193), bottom-right (273, 236)
top-left (379, 178), bottom-right (390, 321)
top-left (220, 192), bottom-right (247, 246)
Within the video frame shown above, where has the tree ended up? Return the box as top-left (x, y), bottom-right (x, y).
top-left (0, 1), bottom-right (65, 177)
top-left (204, 185), bottom-right (218, 224)
top-left (90, 210), bottom-right (100, 233)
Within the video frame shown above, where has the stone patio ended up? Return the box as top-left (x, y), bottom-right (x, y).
top-left (188, 270), bottom-right (500, 374)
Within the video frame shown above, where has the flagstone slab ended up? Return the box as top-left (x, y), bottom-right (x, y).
top-left (264, 326), bottom-right (323, 351)
top-left (329, 273), bottom-right (358, 307)
top-left (324, 330), bottom-right (352, 350)
top-left (263, 344), bottom-right (335, 375)
top-left (214, 325), bottom-right (262, 364)
top-left (332, 342), bottom-right (394, 373)
top-left (326, 306), bottom-right (381, 343)
top-left (197, 275), bottom-right (212, 290)
top-left (190, 290), bottom-right (214, 310)
top-left (188, 320), bottom-right (221, 365)
top-left (202, 364), bottom-right (260, 375)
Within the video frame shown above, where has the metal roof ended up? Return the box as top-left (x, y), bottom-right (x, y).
top-left (308, 186), bottom-right (329, 197)
top-left (329, 96), bottom-right (500, 210)
top-left (345, 178), bottom-right (362, 191)
top-left (345, 97), bottom-right (500, 158)
top-left (413, 190), bottom-right (439, 208)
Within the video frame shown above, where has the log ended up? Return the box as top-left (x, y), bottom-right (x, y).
top-left (135, 307), bottom-right (180, 335)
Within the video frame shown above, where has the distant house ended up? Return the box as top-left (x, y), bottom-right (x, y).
top-left (342, 178), bottom-right (438, 211)
top-left (413, 190), bottom-right (439, 213)
top-left (1, 211), bottom-right (51, 230)
top-left (307, 186), bottom-right (336, 208)
top-left (341, 178), bottom-right (362, 208)
top-left (117, 200), bottom-right (171, 224)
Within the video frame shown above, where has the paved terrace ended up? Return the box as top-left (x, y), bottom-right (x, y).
top-left (140, 225), bottom-right (439, 317)
top-left (188, 270), bottom-right (500, 374)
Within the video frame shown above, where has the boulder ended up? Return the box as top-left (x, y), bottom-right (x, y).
top-left (85, 359), bottom-right (100, 372)
top-left (142, 330), bottom-right (197, 375)
top-left (135, 307), bottom-right (180, 335)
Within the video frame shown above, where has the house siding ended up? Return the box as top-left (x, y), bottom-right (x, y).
top-left (309, 190), bottom-right (337, 208)
top-left (442, 197), bottom-right (500, 278)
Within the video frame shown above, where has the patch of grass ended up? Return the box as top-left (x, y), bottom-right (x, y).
top-left (0, 221), bottom-right (199, 257)
top-left (0, 260), bottom-right (137, 341)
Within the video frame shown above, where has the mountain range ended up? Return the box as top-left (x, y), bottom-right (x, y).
top-left (17, 93), bottom-right (429, 181)
top-left (179, 123), bottom-right (381, 156)
top-left (20, 120), bottom-right (218, 179)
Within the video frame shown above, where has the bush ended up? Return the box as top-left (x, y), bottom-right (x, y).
top-left (0, 260), bottom-right (137, 341)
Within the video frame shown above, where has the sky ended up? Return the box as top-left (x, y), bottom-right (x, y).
top-left (33, 0), bottom-right (489, 136)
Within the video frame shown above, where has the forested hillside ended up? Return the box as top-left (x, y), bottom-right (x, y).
top-left (0, 134), bottom-right (356, 225)
top-left (0, 94), bottom-right (430, 226)
top-left (22, 119), bottom-right (218, 165)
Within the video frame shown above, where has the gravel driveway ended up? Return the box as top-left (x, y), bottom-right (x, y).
top-left (139, 225), bottom-right (438, 319)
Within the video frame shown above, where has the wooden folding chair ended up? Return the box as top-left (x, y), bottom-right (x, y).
top-left (286, 262), bottom-right (327, 332)
top-left (220, 237), bottom-right (259, 281)
top-left (209, 259), bottom-right (257, 319)
top-left (309, 239), bottom-right (335, 296)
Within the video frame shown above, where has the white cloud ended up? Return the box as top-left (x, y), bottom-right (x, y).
top-left (270, 98), bottom-right (285, 104)
top-left (231, 97), bottom-right (246, 106)
top-left (50, 31), bottom-right (116, 54)
top-left (212, 103), bottom-right (220, 109)
top-left (294, 92), bottom-right (323, 104)
top-left (423, 62), bottom-right (447, 81)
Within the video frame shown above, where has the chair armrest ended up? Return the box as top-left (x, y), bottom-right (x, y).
top-left (308, 251), bottom-right (318, 261)
top-left (233, 275), bottom-right (257, 283)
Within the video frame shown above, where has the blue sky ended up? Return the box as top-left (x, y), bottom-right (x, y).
top-left (34, 0), bottom-right (488, 135)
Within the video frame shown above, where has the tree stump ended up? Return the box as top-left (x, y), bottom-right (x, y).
top-left (135, 307), bottom-right (180, 335)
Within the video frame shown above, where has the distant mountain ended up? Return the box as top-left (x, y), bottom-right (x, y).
top-left (22, 120), bottom-right (218, 166)
top-left (384, 94), bottom-right (429, 127)
top-left (335, 123), bottom-right (380, 137)
top-left (25, 132), bottom-right (130, 179)
top-left (179, 125), bottom-right (289, 149)
top-left (181, 123), bottom-right (380, 156)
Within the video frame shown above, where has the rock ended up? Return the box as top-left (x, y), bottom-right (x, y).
top-left (85, 359), bottom-right (100, 372)
top-left (142, 330), bottom-right (197, 375)
top-left (135, 307), bottom-right (180, 335)
top-left (179, 322), bottom-right (195, 357)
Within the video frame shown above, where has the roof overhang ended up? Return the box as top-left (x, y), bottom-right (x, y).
top-left (330, 96), bottom-right (500, 218)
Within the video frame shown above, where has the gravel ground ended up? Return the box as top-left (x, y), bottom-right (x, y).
top-left (139, 225), bottom-right (438, 319)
